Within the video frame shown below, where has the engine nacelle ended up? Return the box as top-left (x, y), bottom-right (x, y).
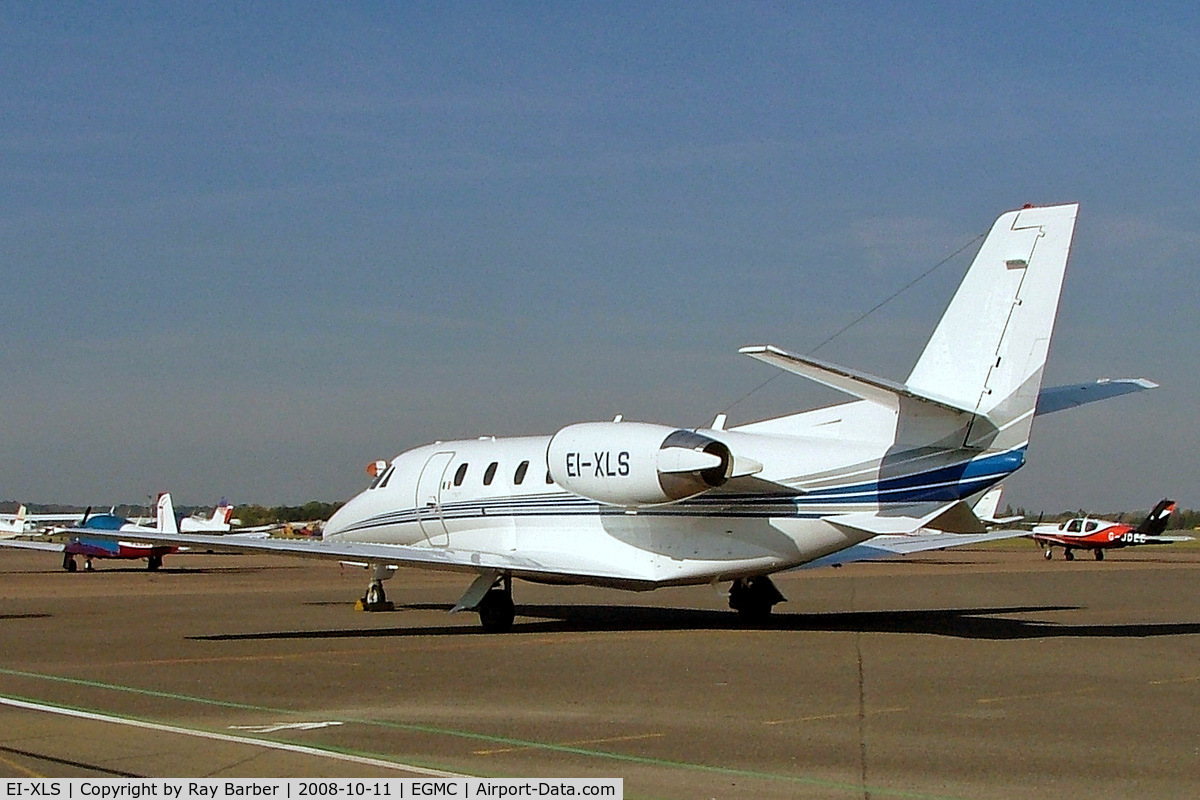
top-left (547, 421), bottom-right (733, 507)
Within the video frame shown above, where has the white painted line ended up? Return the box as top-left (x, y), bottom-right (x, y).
top-left (229, 721), bottom-right (345, 733)
top-left (0, 695), bottom-right (467, 777)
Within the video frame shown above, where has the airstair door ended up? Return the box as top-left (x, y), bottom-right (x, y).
top-left (415, 451), bottom-right (455, 546)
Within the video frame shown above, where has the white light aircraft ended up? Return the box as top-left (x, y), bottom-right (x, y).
top-left (181, 499), bottom-right (235, 532)
top-left (0, 505), bottom-right (29, 537)
top-left (57, 203), bottom-right (1157, 631)
top-left (132, 498), bottom-right (236, 532)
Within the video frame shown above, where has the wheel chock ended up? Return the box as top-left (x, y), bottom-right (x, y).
top-left (355, 598), bottom-right (395, 612)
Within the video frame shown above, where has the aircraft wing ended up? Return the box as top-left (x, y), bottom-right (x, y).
top-left (800, 528), bottom-right (1029, 569)
top-left (0, 539), bottom-right (66, 553)
top-left (38, 528), bottom-right (653, 584)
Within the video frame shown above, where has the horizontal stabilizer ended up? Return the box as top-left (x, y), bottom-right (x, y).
top-left (802, 528), bottom-right (1029, 569)
top-left (825, 503), bottom-right (957, 537)
top-left (1036, 378), bottom-right (1158, 416)
top-left (739, 345), bottom-right (975, 416)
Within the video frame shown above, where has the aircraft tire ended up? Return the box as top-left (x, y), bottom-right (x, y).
top-left (1064, 550), bottom-right (1074, 561)
top-left (366, 582), bottom-right (386, 607)
top-left (1095, 550), bottom-right (1104, 561)
top-left (735, 602), bottom-right (773, 626)
top-left (729, 575), bottom-right (784, 625)
top-left (63, 555), bottom-right (77, 572)
top-left (478, 588), bottom-right (515, 633)
top-left (1043, 549), bottom-right (1053, 560)
top-left (147, 555), bottom-right (162, 571)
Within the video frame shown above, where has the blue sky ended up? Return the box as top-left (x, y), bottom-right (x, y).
top-left (1, 3), bottom-right (1197, 512)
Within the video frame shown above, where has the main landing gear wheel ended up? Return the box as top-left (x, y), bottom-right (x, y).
top-left (478, 579), bottom-right (515, 634)
top-left (1064, 549), bottom-right (1075, 561)
top-left (1044, 548), bottom-right (1054, 560)
top-left (147, 555), bottom-right (162, 571)
top-left (62, 554), bottom-right (77, 572)
top-left (729, 575), bottom-right (785, 625)
top-left (1094, 549), bottom-right (1105, 561)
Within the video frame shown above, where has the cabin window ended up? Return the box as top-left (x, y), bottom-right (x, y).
top-left (1067, 519), bottom-right (1082, 533)
top-left (514, 460), bottom-right (529, 485)
top-left (453, 463), bottom-right (468, 486)
top-left (1085, 521), bottom-right (1098, 532)
top-left (483, 462), bottom-right (498, 486)
top-left (378, 466), bottom-right (395, 488)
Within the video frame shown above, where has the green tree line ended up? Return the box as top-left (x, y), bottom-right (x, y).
top-left (233, 502), bottom-right (344, 527)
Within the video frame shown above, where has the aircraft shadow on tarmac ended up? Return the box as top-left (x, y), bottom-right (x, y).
top-left (0, 744), bottom-right (141, 778)
top-left (189, 603), bottom-right (1200, 642)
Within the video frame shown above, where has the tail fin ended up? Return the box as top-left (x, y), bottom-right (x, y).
top-left (156, 492), bottom-right (179, 534)
top-left (1135, 499), bottom-right (1176, 536)
top-left (906, 204), bottom-right (1079, 449)
top-left (212, 499), bottom-right (233, 525)
top-left (15, 504), bottom-right (26, 525)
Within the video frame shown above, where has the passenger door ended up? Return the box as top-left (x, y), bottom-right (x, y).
top-left (415, 452), bottom-right (455, 546)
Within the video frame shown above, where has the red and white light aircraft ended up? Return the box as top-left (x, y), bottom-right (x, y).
top-left (33, 204), bottom-right (1159, 631)
top-left (1031, 499), bottom-right (1190, 560)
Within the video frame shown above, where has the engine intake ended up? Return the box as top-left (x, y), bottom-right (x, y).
top-left (547, 422), bottom-right (733, 507)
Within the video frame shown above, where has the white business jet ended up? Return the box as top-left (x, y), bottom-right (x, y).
top-left (64, 204), bottom-right (1155, 631)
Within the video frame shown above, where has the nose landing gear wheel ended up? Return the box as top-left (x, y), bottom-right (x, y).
top-left (1044, 549), bottom-right (1053, 560)
top-left (357, 580), bottom-right (394, 612)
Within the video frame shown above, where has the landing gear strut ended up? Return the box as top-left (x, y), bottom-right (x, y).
top-left (729, 575), bottom-right (785, 624)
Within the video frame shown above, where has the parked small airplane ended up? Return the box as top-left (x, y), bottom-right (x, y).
top-left (181, 499), bottom-right (236, 532)
top-left (41, 203), bottom-right (1158, 630)
top-left (1031, 499), bottom-right (1190, 560)
top-left (132, 498), bottom-right (236, 532)
top-left (0, 493), bottom-right (180, 571)
top-left (0, 505), bottom-right (28, 537)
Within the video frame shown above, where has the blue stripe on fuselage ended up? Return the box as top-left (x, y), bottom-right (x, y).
top-left (333, 448), bottom-right (1026, 535)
